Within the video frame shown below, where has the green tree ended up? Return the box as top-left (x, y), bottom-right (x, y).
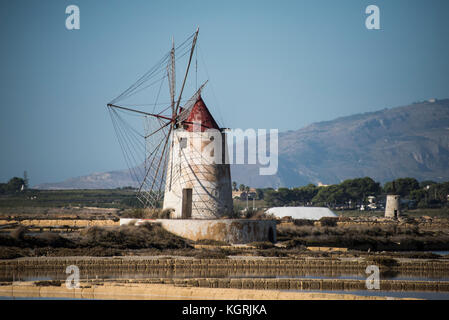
top-left (264, 189), bottom-right (287, 207)
top-left (232, 181), bottom-right (237, 191)
top-left (410, 189), bottom-right (427, 203)
top-left (291, 184), bottom-right (319, 205)
top-left (312, 185), bottom-right (349, 207)
top-left (4, 177), bottom-right (26, 194)
top-left (263, 189), bottom-right (276, 206)
top-left (301, 184), bottom-right (320, 204)
top-left (277, 188), bottom-right (293, 204)
top-left (0, 183), bottom-right (6, 195)
top-left (239, 184), bottom-right (246, 191)
top-left (384, 178), bottom-right (420, 197)
top-left (420, 180), bottom-right (437, 189)
top-left (410, 189), bottom-right (429, 208)
top-left (428, 182), bottom-right (449, 205)
top-left (264, 185), bottom-right (320, 207)
top-left (341, 177), bottom-right (381, 203)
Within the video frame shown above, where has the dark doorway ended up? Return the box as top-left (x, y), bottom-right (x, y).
top-left (182, 188), bottom-right (192, 219)
top-left (268, 227), bottom-right (274, 243)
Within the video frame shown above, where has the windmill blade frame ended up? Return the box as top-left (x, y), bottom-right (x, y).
top-left (107, 29), bottom-right (201, 209)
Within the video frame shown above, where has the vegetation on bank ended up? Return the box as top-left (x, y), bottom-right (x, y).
top-left (0, 223), bottom-right (191, 259)
top-left (277, 221), bottom-right (449, 252)
top-left (80, 223), bottom-right (190, 250)
top-left (2, 213), bottom-right (449, 259)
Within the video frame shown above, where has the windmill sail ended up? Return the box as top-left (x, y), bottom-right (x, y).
top-left (107, 30), bottom-right (201, 208)
top-left (107, 29), bottom-right (232, 216)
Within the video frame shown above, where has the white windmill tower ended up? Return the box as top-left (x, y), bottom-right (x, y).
top-left (163, 90), bottom-right (233, 219)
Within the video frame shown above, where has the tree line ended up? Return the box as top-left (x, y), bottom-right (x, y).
top-left (250, 177), bottom-right (449, 209)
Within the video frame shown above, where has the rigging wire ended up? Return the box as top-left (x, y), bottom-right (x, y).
top-left (198, 45), bottom-right (226, 128)
top-left (109, 105), bottom-right (171, 207)
top-left (110, 32), bottom-right (196, 106)
top-left (107, 31), bottom-right (211, 208)
top-left (110, 52), bottom-right (170, 105)
top-left (108, 109), bottom-right (142, 186)
top-left (116, 100), bottom-right (188, 107)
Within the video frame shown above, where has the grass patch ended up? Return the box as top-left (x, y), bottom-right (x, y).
top-left (256, 248), bottom-right (289, 257)
top-left (121, 208), bottom-right (173, 219)
top-left (195, 239), bottom-right (229, 246)
top-left (34, 280), bottom-right (62, 287)
top-left (335, 210), bottom-right (384, 218)
top-left (366, 256), bottom-right (398, 267)
top-left (193, 249), bottom-right (228, 259)
top-left (293, 219), bottom-right (315, 227)
top-left (405, 208), bottom-right (449, 218)
top-left (0, 247), bottom-right (25, 259)
top-left (80, 223), bottom-right (191, 250)
top-left (249, 241), bottom-right (275, 249)
top-left (0, 232), bottom-right (75, 249)
top-left (277, 223), bottom-right (449, 251)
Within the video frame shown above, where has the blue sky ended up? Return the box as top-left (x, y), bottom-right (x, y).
top-left (1, 0), bottom-right (448, 186)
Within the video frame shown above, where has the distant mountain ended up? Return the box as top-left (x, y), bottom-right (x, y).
top-left (34, 170), bottom-right (138, 190)
top-left (34, 99), bottom-right (449, 189)
top-left (233, 98), bottom-right (449, 187)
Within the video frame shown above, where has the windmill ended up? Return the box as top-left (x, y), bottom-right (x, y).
top-left (107, 29), bottom-right (233, 219)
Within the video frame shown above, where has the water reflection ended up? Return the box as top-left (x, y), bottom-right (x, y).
top-left (2, 268), bottom-right (449, 283)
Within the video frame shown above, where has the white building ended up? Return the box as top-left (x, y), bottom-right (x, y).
top-left (265, 207), bottom-right (337, 220)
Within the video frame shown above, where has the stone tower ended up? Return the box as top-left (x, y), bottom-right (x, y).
top-left (385, 194), bottom-right (400, 219)
top-left (162, 96), bottom-right (233, 219)
top-left (385, 181), bottom-right (400, 219)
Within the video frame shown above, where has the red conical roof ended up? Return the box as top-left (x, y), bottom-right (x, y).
top-left (183, 96), bottom-right (220, 132)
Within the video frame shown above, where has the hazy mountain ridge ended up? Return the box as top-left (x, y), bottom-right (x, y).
top-left (232, 99), bottom-right (449, 187)
top-left (34, 170), bottom-right (139, 190)
top-left (35, 99), bottom-right (449, 189)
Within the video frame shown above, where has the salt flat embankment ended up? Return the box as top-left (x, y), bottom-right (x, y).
top-left (2, 256), bottom-right (449, 272)
top-left (1, 256), bottom-right (449, 293)
top-left (0, 281), bottom-right (412, 300)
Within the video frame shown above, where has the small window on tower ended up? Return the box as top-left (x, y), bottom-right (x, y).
top-left (180, 137), bottom-right (187, 149)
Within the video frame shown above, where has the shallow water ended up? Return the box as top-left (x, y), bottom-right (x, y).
top-left (2, 253), bottom-right (449, 299)
top-left (432, 251), bottom-right (449, 256)
top-left (2, 290), bottom-right (448, 300)
top-left (275, 274), bottom-right (449, 282)
top-left (4, 269), bottom-right (449, 283)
